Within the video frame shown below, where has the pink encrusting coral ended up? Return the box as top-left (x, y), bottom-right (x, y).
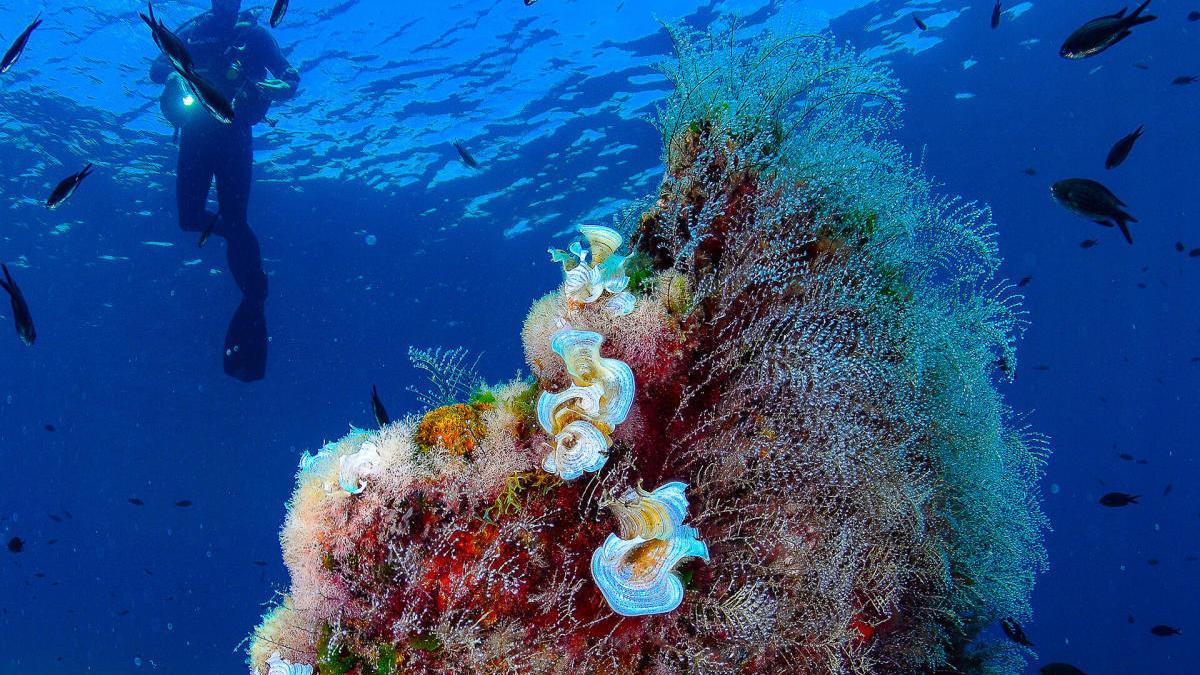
top-left (247, 22), bottom-right (1046, 675)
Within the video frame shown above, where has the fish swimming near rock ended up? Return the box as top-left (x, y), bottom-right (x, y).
top-left (1051, 178), bottom-right (1137, 244)
top-left (46, 163), bottom-right (94, 210)
top-left (0, 264), bottom-right (35, 345)
top-left (1099, 491), bottom-right (1139, 506)
top-left (991, 1), bottom-right (1002, 29)
top-left (1000, 617), bottom-right (1035, 646)
top-left (1060, 1), bottom-right (1157, 59)
top-left (0, 14), bottom-right (43, 74)
top-left (140, 2), bottom-right (193, 75)
top-left (270, 0), bottom-right (289, 28)
top-left (371, 384), bottom-right (390, 426)
top-left (1106, 125), bottom-right (1143, 169)
top-left (453, 141), bottom-right (479, 169)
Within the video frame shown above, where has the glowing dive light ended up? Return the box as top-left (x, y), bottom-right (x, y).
top-left (182, 94), bottom-right (195, 107)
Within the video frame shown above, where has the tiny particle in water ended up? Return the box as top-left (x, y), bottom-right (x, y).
top-left (1050, 483), bottom-right (1061, 494)
top-left (175, 500), bottom-right (193, 507)
top-left (1035, 364), bottom-right (1050, 371)
top-left (1129, 614), bottom-right (1136, 623)
top-left (1164, 484), bottom-right (1173, 496)
top-left (1147, 558), bottom-right (1159, 565)
top-left (48, 513), bottom-right (61, 523)
top-left (117, 609), bottom-right (130, 617)
top-left (1022, 167), bottom-right (1037, 176)
top-left (7, 536), bottom-right (24, 553)
top-left (128, 498), bottom-right (144, 506)
top-left (1136, 459), bottom-right (1149, 465)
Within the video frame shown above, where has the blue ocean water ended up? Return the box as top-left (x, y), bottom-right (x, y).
top-left (0, 0), bottom-right (1195, 672)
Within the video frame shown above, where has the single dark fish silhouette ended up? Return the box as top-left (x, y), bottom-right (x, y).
top-left (1175, 241), bottom-right (1185, 252)
top-left (1172, 75), bottom-right (1197, 85)
top-left (1163, 483), bottom-right (1173, 496)
top-left (179, 68), bottom-right (235, 124)
top-left (1041, 663), bottom-right (1087, 675)
top-left (128, 497), bottom-right (145, 506)
top-left (1099, 491), bottom-right (1139, 507)
top-left (1080, 239), bottom-right (1098, 248)
top-left (1000, 617), bottom-right (1034, 647)
top-left (0, 264), bottom-right (36, 345)
top-left (140, 2), bottom-right (193, 75)
top-left (372, 384), bottom-right (390, 426)
top-left (0, 14), bottom-right (43, 74)
top-left (45, 163), bottom-right (94, 210)
top-left (1190, 11), bottom-right (1200, 22)
top-left (913, 14), bottom-right (928, 31)
top-left (1051, 178), bottom-right (1137, 244)
top-left (1017, 275), bottom-right (1033, 288)
top-left (1105, 125), bottom-right (1143, 169)
top-left (1191, 248), bottom-right (1200, 258)
top-left (991, 1), bottom-right (1002, 28)
top-left (6, 536), bottom-right (24, 553)
top-left (175, 500), bottom-right (193, 507)
top-left (1060, 1), bottom-right (1157, 59)
top-left (454, 141), bottom-right (479, 169)
top-left (1150, 624), bottom-right (1181, 637)
top-left (270, 0), bottom-right (289, 28)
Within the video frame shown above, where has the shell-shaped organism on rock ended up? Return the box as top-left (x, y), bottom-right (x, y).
top-left (337, 440), bottom-right (381, 494)
top-left (591, 523), bottom-right (710, 617)
top-left (550, 329), bottom-right (635, 427)
top-left (606, 481), bottom-right (691, 541)
top-left (537, 382), bottom-right (605, 435)
top-left (266, 651), bottom-right (313, 675)
top-left (550, 225), bottom-right (634, 315)
top-left (542, 420), bottom-right (609, 480)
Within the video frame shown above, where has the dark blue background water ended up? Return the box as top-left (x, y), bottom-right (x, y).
top-left (0, 0), bottom-right (1195, 672)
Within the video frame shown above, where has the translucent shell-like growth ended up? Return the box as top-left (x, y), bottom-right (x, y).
top-left (606, 480), bottom-right (691, 541)
top-left (591, 524), bottom-right (710, 617)
top-left (337, 440), bottom-right (381, 495)
top-left (266, 652), bottom-right (313, 675)
top-left (542, 419), bottom-right (610, 479)
top-left (550, 329), bottom-right (634, 426)
top-left (550, 225), bottom-right (636, 315)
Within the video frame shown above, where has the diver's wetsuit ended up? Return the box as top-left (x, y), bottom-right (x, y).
top-left (149, 9), bottom-right (299, 382)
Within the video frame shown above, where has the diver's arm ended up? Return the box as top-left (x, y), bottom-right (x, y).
top-left (255, 27), bottom-right (299, 100)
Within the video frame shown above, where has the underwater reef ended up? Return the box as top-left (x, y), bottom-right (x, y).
top-left (248, 23), bottom-right (1047, 675)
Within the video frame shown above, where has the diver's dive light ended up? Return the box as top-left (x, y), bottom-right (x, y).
top-left (182, 94), bottom-right (195, 107)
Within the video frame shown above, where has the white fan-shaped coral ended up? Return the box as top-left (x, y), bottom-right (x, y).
top-left (606, 481), bottom-right (691, 541)
top-left (542, 420), bottom-right (609, 480)
top-left (591, 524), bottom-right (710, 617)
top-left (337, 440), bottom-right (381, 494)
top-left (266, 651), bottom-right (313, 675)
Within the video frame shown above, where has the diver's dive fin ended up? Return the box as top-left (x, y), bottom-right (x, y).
top-left (223, 297), bottom-right (267, 382)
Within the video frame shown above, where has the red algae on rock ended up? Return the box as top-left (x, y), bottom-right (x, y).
top-left (247, 22), bottom-right (1046, 675)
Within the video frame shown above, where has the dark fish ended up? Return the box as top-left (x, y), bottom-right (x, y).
top-left (991, 1), bottom-right (1002, 28)
top-left (46, 538), bottom-right (57, 545)
top-left (139, 2), bottom-right (193, 75)
top-left (1150, 624), bottom-right (1181, 636)
top-left (1080, 239), bottom-right (1098, 248)
top-left (453, 141), bottom-right (479, 169)
top-left (1190, 11), bottom-right (1200, 22)
top-left (1035, 364), bottom-right (1050, 371)
top-left (1022, 167), bottom-right (1037, 176)
top-left (270, 0), bottom-right (289, 28)
top-left (43, 423), bottom-right (55, 432)
top-left (116, 609), bottom-right (130, 617)
top-left (524, 0), bottom-right (538, 5)
top-left (1051, 178), bottom-right (1137, 244)
top-left (1118, 452), bottom-right (1134, 461)
top-left (1164, 483), bottom-right (1173, 496)
top-left (180, 69), bottom-right (235, 124)
top-left (371, 384), bottom-right (390, 426)
top-left (913, 14), bottom-right (928, 31)
top-left (48, 514), bottom-right (61, 523)
top-left (175, 500), bottom-right (192, 507)
top-left (0, 264), bottom-right (36, 345)
top-left (1018, 275), bottom-right (1033, 287)
top-left (6, 536), bottom-right (24, 553)
top-left (1060, 0), bottom-right (1157, 59)
top-left (1041, 663), bottom-right (1087, 675)
top-left (1105, 125), bottom-right (1143, 169)
top-left (1173, 75), bottom-right (1198, 85)
top-left (1099, 491), bottom-right (1139, 506)
top-left (253, 560), bottom-right (267, 566)
top-left (128, 497), bottom-right (145, 506)
top-left (46, 163), bottom-right (94, 210)
top-left (1176, 241), bottom-right (1186, 252)
top-left (1133, 62), bottom-right (1150, 70)
top-left (0, 14), bottom-right (43, 75)
top-left (1191, 248), bottom-right (1200, 257)
top-left (1135, 459), bottom-right (1148, 465)
top-left (1000, 617), bottom-right (1034, 647)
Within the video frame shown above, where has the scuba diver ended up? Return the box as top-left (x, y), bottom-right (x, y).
top-left (149, 0), bottom-right (300, 382)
